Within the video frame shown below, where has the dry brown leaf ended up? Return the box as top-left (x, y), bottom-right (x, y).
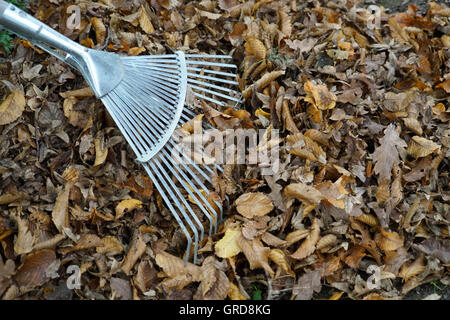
top-left (52, 181), bottom-right (74, 233)
top-left (278, 7), bottom-right (292, 38)
top-left (93, 136), bottom-right (108, 167)
top-left (115, 199), bottom-right (143, 220)
top-left (155, 251), bottom-right (202, 290)
top-left (96, 236), bottom-right (124, 255)
top-left (304, 81), bottom-right (337, 110)
top-left (215, 227), bottom-right (241, 258)
top-left (121, 233), bottom-right (147, 276)
top-left (268, 249), bottom-right (294, 276)
top-left (407, 136), bottom-right (441, 158)
top-left (138, 5), bottom-right (155, 34)
top-left (12, 210), bottom-right (34, 255)
top-left (399, 254), bottom-right (425, 282)
top-left (242, 71), bottom-right (285, 99)
top-left (344, 245), bottom-right (366, 268)
top-left (238, 234), bottom-right (274, 278)
top-left (59, 234), bottom-right (103, 255)
top-left (128, 47), bottom-right (146, 56)
top-left (14, 249), bottom-right (56, 289)
top-left (235, 192), bottom-right (273, 219)
top-left (291, 218), bottom-right (320, 260)
top-left (316, 234), bottom-right (337, 251)
top-left (90, 17), bottom-right (106, 45)
top-left (196, 256), bottom-right (229, 300)
top-left (0, 90), bottom-right (26, 125)
top-left (59, 87), bottom-right (94, 98)
top-left (375, 229), bottom-right (403, 252)
top-left (116, 175), bottom-right (153, 198)
top-left (63, 97), bottom-right (90, 128)
top-left (285, 229), bottom-right (310, 246)
top-left (284, 183), bottom-right (323, 205)
top-left (355, 214), bottom-right (380, 227)
top-left (402, 118), bottom-right (423, 135)
top-left (245, 37), bottom-right (266, 60)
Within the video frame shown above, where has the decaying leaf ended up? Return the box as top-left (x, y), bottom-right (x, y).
top-left (373, 124), bottom-right (407, 180)
top-left (115, 199), bottom-right (143, 220)
top-left (375, 229), bottom-right (404, 252)
top-left (0, 90), bottom-right (26, 125)
top-left (269, 249), bottom-right (294, 276)
top-left (235, 192), bottom-right (274, 219)
top-left (304, 81), bottom-right (337, 110)
top-left (245, 37), bottom-right (266, 60)
top-left (284, 183), bottom-right (323, 205)
top-left (407, 136), bottom-right (441, 158)
top-left (291, 218), bottom-right (320, 260)
top-left (14, 249), bottom-right (57, 289)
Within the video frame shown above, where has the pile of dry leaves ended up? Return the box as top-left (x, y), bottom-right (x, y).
top-left (0, 0), bottom-right (449, 300)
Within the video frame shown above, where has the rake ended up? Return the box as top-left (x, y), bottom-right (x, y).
top-left (0, 1), bottom-right (240, 263)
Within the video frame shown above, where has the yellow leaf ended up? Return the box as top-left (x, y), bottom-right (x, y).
top-left (235, 192), bottom-right (273, 219)
top-left (304, 81), bottom-right (337, 110)
top-left (115, 199), bottom-right (143, 219)
top-left (215, 227), bottom-right (242, 258)
top-left (329, 291), bottom-right (345, 300)
top-left (227, 282), bottom-right (247, 300)
top-left (128, 47), bottom-right (146, 56)
top-left (269, 249), bottom-right (294, 276)
top-left (255, 108), bottom-right (270, 118)
top-left (0, 90), bottom-right (26, 125)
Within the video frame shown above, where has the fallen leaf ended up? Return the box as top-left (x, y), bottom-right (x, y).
top-left (14, 249), bottom-right (56, 289)
top-left (284, 183), bottom-right (323, 205)
top-left (407, 136), bottom-right (441, 158)
top-left (110, 277), bottom-right (132, 300)
top-left (304, 81), bottom-right (337, 110)
top-left (115, 199), bottom-right (143, 220)
top-left (121, 232), bottom-right (147, 275)
top-left (373, 124), bottom-right (406, 180)
top-left (245, 37), bottom-right (266, 60)
top-left (215, 227), bottom-right (241, 258)
top-left (291, 218), bottom-right (320, 260)
top-left (0, 90), bottom-right (26, 125)
top-left (375, 229), bottom-right (403, 252)
top-left (235, 192), bottom-right (273, 219)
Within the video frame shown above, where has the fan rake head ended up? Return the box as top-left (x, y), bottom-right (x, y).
top-left (99, 52), bottom-right (240, 163)
top-left (100, 52), bottom-right (240, 263)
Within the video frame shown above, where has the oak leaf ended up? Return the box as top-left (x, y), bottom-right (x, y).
top-left (373, 124), bottom-right (406, 180)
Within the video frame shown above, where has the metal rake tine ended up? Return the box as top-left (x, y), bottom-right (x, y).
top-left (165, 141), bottom-right (219, 234)
top-left (143, 161), bottom-right (195, 265)
top-left (145, 158), bottom-right (200, 264)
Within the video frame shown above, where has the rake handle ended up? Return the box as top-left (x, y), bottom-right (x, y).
top-left (0, 0), bottom-right (86, 60)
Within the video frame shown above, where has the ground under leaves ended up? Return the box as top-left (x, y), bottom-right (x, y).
top-left (0, 0), bottom-right (449, 300)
